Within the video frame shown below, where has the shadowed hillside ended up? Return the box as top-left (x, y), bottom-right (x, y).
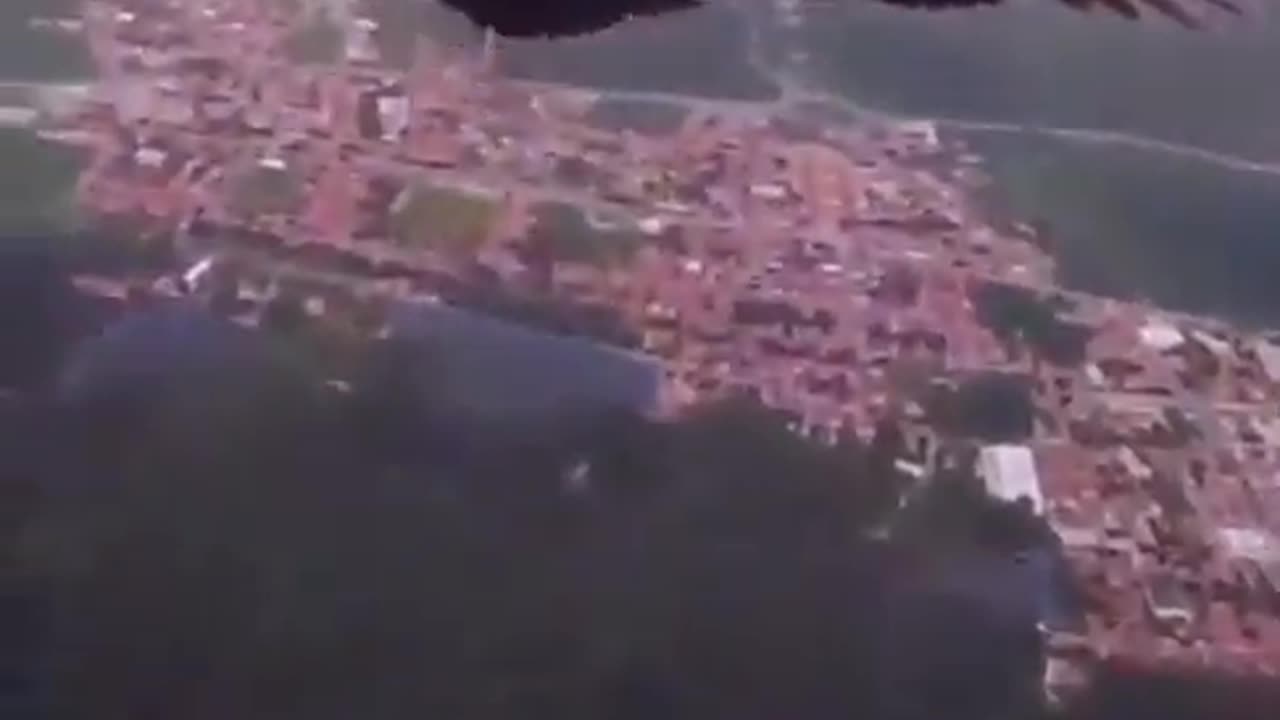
top-left (0, 245), bottom-right (1277, 720)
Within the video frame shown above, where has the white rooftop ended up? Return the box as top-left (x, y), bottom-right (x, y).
top-left (1255, 341), bottom-right (1280, 383)
top-left (1139, 319), bottom-right (1184, 351)
top-left (1218, 527), bottom-right (1280, 562)
top-left (978, 444), bottom-right (1044, 515)
top-left (134, 146), bottom-right (167, 168)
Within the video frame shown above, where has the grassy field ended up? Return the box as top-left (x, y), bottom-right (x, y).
top-left (364, 0), bottom-right (481, 69)
top-left (496, 3), bottom-right (777, 99)
top-left (529, 202), bottom-right (642, 268)
top-left (787, 3), bottom-right (1280, 162)
top-left (2, 0), bottom-right (93, 81)
top-left (585, 99), bottom-right (688, 137)
top-left (963, 129), bottom-right (1280, 328)
top-left (0, 128), bottom-right (87, 235)
top-left (230, 166), bottom-right (303, 218)
top-left (284, 14), bottom-right (344, 65)
top-left (390, 183), bottom-right (497, 256)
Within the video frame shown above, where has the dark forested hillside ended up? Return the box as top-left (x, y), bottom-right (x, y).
top-left (0, 245), bottom-right (1276, 720)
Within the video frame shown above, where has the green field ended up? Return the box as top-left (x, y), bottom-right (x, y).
top-left (364, 0), bottom-right (481, 69)
top-left (0, 128), bottom-right (86, 235)
top-left (964, 130), bottom-right (1280, 328)
top-left (390, 183), bottom-right (497, 256)
top-left (586, 99), bottom-right (688, 137)
top-left (2, 0), bottom-right (93, 81)
top-left (785, 3), bottom-right (1280, 162)
top-left (284, 13), bottom-right (344, 65)
top-left (529, 202), bottom-right (642, 268)
top-left (230, 165), bottom-right (303, 218)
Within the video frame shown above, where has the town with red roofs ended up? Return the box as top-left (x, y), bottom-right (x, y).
top-left (25, 0), bottom-right (1280, 700)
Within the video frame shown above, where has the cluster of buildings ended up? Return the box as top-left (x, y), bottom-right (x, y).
top-left (49, 0), bottom-right (1280, 692)
top-left (1025, 306), bottom-right (1280, 689)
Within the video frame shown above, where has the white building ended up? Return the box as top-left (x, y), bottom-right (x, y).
top-left (898, 120), bottom-right (939, 148)
top-left (133, 146), bottom-right (167, 169)
top-left (1255, 341), bottom-right (1280, 383)
top-left (1190, 329), bottom-right (1232, 357)
top-left (748, 183), bottom-right (787, 200)
top-left (258, 155), bottom-right (287, 171)
top-left (1218, 526), bottom-right (1280, 563)
top-left (1084, 363), bottom-right (1106, 388)
top-left (978, 444), bottom-right (1045, 515)
top-left (1116, 446), bottom-right (1153, 480)
top-left (181, 256), bottom-right (215, 291)
top-left (1138, 318), bottom-right (1184, 352)
top-left (1219, 526), bottom-right (1280, 593)
top-left (377, 95), bottom-right (409, 142)
top-left (638, 217), bottom-right (665, 235)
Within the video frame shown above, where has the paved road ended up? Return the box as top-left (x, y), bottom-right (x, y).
top-left (0, 107), bottom-right (39, 127)
top-left (0, 81), bottom-right (91, 92)
top-left (0, 81), bottom-right (93, 117)
top-left (525, 68), bottom-right (1280, 181)
top-left (727, 0), bottom-right (1280, 179)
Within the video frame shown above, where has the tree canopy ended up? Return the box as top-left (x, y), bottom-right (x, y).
top-left (0, 248), bottom-right (1276, 720)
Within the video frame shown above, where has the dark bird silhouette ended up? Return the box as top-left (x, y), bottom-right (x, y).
top-left (438, 0), bottom-right (1242, 38)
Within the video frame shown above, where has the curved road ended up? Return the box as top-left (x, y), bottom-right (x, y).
top-left (747, 10), bottom-right (1280, 179)
top-left (921, 118), bottom-right (1280, 179)
top-left (61, 0), bottom-right (1280, 180)
top-left (21, 54), bottom-right (1280, 180)
top-left (299, 0), bottom-right (1280, 180)
top-left (523, 72), bottom-right (1280, 180)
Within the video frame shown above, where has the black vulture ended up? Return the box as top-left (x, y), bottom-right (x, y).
top-left (439, 0), bottom-right (1242, 38)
